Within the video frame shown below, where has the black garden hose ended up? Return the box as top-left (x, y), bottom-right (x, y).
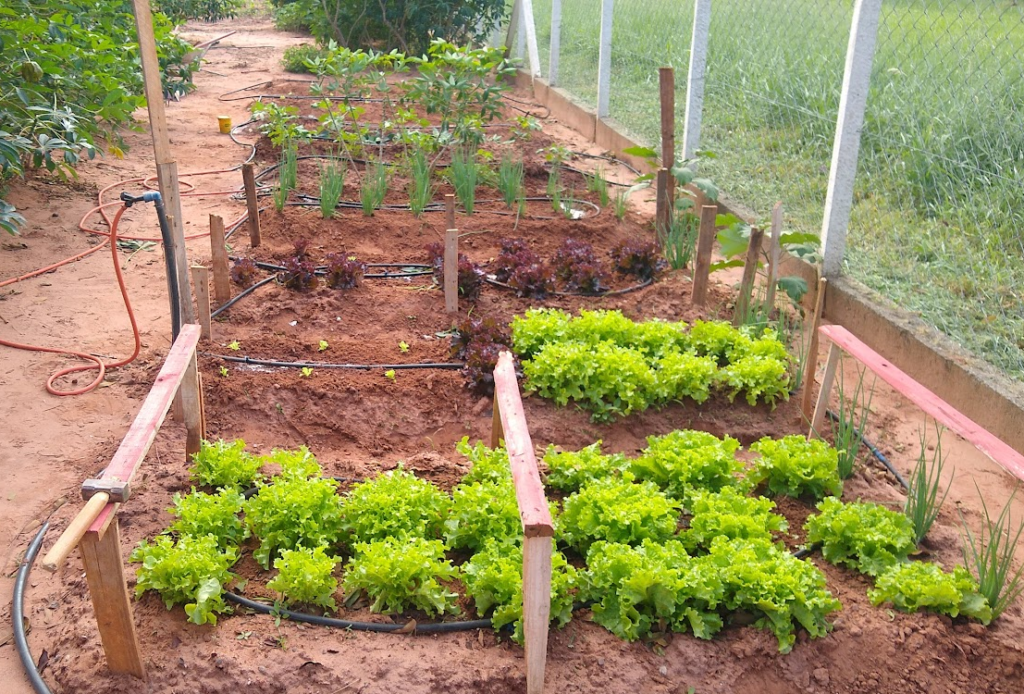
top-left (13, 522), bottom-right (54, 694)
top-left (225, 591), bottom-right (492, 634)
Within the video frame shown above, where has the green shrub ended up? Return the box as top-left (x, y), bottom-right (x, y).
top-left (281, 44), bottom-right (325, 73)
top-left (155, 0), bottom-right (243, 22)
top-left (274, 1), bottom-right (314, 32)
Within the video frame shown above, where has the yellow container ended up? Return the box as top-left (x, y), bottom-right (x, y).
top-left (217, 116), bottom-right (232, 134)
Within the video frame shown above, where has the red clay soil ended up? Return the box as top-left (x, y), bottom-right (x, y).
top-left (3, 17), bottom-right (1023, 694)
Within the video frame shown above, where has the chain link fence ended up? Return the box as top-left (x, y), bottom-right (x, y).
top-left (513, 0), bottom-right (1023, 384)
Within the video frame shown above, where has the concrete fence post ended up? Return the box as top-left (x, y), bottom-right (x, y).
top-left (682, 0), bottom-right (712, 161)
top-left (549, 0), bottom-right (563, 85)
top-left (597, 0), bottom-right (614, 118)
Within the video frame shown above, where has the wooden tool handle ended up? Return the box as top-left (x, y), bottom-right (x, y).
top-left (40, 492), bottom-right (111, 573)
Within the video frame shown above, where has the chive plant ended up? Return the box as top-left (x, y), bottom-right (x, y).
top-left (407, 147), bottom-right (434, 217)
top-left (960, 485), bottom-right (1024, 619)
top-left (831, 367), bottom-right (875, 479)
top-left (274, 145), bottom-right (298, 212)
top-left (451, 147), bottom-right (477, 215)
top-left (360, 161), bottom-right (388, 216)
top-left (318, 156), bottom-right (346, 219)
top-left (904, 424), bottom-right (951, 544)
top-left (586, 166), bottom-right (610, 207)
top-left (497, 152), bottom-right (524, 209)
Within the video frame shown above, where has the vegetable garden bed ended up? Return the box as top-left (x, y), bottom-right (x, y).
top-left (31, 42), bottom-right (1024, 694)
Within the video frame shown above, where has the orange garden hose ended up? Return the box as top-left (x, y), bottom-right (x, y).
top-left (0, 167), bottom-right (248, 396)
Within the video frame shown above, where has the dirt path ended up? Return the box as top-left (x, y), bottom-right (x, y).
top-left (1, 16), bottom-right (1022, 694)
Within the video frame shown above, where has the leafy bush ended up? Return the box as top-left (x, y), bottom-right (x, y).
top-left (168, 488), bottom-right (249, 549)
top-left (559, 474), bottom-right (680, 553)
top-left (339, 466), bottom-right (451, 545)
top-left (343, 537), bottom-right (459, 616)
top-left (706, 536), bottom-right (841, 653)
top-left (609, 238), bottom-right (665, 282)
top-left (155, 0), bottom-right (242, 22)
top-left (445, 479), bottom-right (521, 552)
top-left (267, 545), bottom-right (340, 610)
top-left (131, 535), bottom-right (237, 626)
top-left (581, 539), bottom-right (724, 642)
top-left (464, 540), bottom-right (579, 643)
top-left (189, 439), bottom-right (263, 490)
top-left (229, 258), bottom-right (260, 287)
top-left (869, 561), bottom-right (991, 624)
top-left (748, 435), bottom-right (842, 500)
top-left (551, 238), bottom-right (608, 294)
top-left (805, 497), bottom-right (917, 577)
top-left (456, 438), bottom-right (511, 485)
top-left (274, 1), bottom-right (314, 32)
top-left (543, 441), bottom-right (627, 493)
top-left (682, 487), bottom-right (788, 551)
top-left (282, 44), bottom-right (325, 73)
top-left (305, 1), bottom-right (506, 56)
top-left (324, 252), bottom-right (366, 289)
top-left (629, 430), bottom-right (744, 505)
top-left (245, 475), bottom-right (345, 569)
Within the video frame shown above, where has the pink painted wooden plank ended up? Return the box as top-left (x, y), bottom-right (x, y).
top-left (494, 351), bottom-right (555, 537)
top-left (90, 325), bottom-right (202, 533)
top-left (820, 324), bottom-right (1024, 482)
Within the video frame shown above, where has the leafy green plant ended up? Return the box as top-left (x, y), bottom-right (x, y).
top-left (155, 0), bottom-right (242, 22)
top-left (407, 146), bottom-right (434, 217)
top-left (682, 487), bottom-right (788, 551)
top-left (959, 486), bottom-right (1024, 620)
top-left (706, 536), bottom-right (841, 653)
top-left (805, 497), bottom-right (917, 577)
top-left (497, 152), bottom-right (524, 209)
top-left (869, 561), bottom-right (991, 623)
top-left (830, 366), bottom-right (875, 479)
top-left (318, 156), bottom-right (346, 218)
top-left (559, 474), bottom-right (680, 553)
top-left (464, 540), bottom-right (579, 643)
top-left (281, 44), bottom-right (326, 74)
top-left (543, 441), bottom-right (627, 493)
top-left (267, 545), bottom-right (340, 611)
top-left (717, 354), bottom-right (792, 407)
top-left (131, 534), bottom-right (237, 626)
top-left (652, 352), bottom-right (718, 404)
top-left (905, 425), bottom-right (952, 545)
top-left (360, 161), bottom-right (388, 216)
top-left (581, 539), bottom-right (724, 642)
top-left (663, 209), bottom-right (700, 271)
top-left (343, 537), bottom-right (459, 616)
top-left (609, 238), bottom-right (665, 282)
top-left (444, 479), bottom-right (521, 552)
top-left (168, 488), bottom-right (248, 549)
top-left (189, 439), bottom-right (263, 490)
top-left (748, 435), bottom-right (842, 500)
top-left (261, 445), bottom-right (322, 480)
top-left (450, 146), bottom-right (477, 214)
top-left (244, 474), bottom-right (345, 569)
top-left (585, 166), bottom-right (610, 207)
top-left (339, 466), bottom-right (451, 545)
top-left (323, 252), bottom-right (366, 289)
top-left (629, 430), bottom-right (744, 505)
top-left (456, 438), bottom-right (511, 485)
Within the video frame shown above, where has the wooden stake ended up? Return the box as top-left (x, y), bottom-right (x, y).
top-left (191, 265), bottom-right (212, 340)
top-left (764, 201), bottom-right (783, 312)
top-left (209, 214), bottom-right (230, 306)
top-left (801, 276), bottom-right (828, 421)
top-left (691, 204), bottom-right (718, 306)
top-left (523, 535), bottom-right (553, 694)
top-left (491, 393), bottom-right (503, 449)
top-left (444, 227), bottom-right (458, 314)
top-left (242, 163), bottom-right (262, 248)
top-left (80, 519), bottom-right (146, 678)
top-left (810, 341), bottom-right (841, 438)
top-left (733, 227), bottom-right (764, 326)
top-left (180, 348), bottom-right (204, 461)
top-left (659, 67), bottom-right (675, 205)
top-left (445, 193), bottom-right (456, 231)
top-left (655, 168), bottom-right (670, 248)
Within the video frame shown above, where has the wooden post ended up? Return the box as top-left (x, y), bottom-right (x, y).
top-left (523, 535), bottom-right (553, 694)
top-left (821, 0), bottom-right (883, 276)
top-left (659, 67), bottom-right (675, 205)
top-left (191, 265), bottom-right (212, 340)
top-left (491, 393), bottom-right (503, 449)
top-left (764, 202), bottom-right (783, 312)
top-left (801, 276), bottom-right (828, 421)
top-left (810, 342), bottom-right (842, 438)
top-left (80, 518), bottom-right (145, 678)
top-left (683, 0), bottom-right (712, 160)
top-left (242, 163), bottom-right (262, 248)
top-left (132, 0), bottom-right (193, 327)
top-left (655, 168), bottom-right (670, 248)
top-left (691, 204), bottom-right (717, 306)
top-left (444, 227), bottom-right (458, 314)
top-left (733, 227), bottom-right (764, 326)
top-left (548, 0), bottom-right (563, 85)
top-left (596, 0), bottom-right (614, 118)
top-left (445, 193), bottom-right (456, 231)
top-left (180, 348), bottom-right (204, 460)
top-left (209, 214), bottom-right (230, 306)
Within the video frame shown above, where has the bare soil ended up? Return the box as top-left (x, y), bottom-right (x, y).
top-left (2, 17), bottom-right (1023, 694)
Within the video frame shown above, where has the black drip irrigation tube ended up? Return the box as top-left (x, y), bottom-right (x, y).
top-left (484, 276), bottom-right (654, 298)
top-left (225, 592), bottom-right (493, 634)
top-left (14, 523), bottom-right (53, 694)
top-left (211, 275), bottom-right (277, 319)
top-left (825, 409), bottom-right (910, 490)
top-left (209, 354), bottom-right (464, 371)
